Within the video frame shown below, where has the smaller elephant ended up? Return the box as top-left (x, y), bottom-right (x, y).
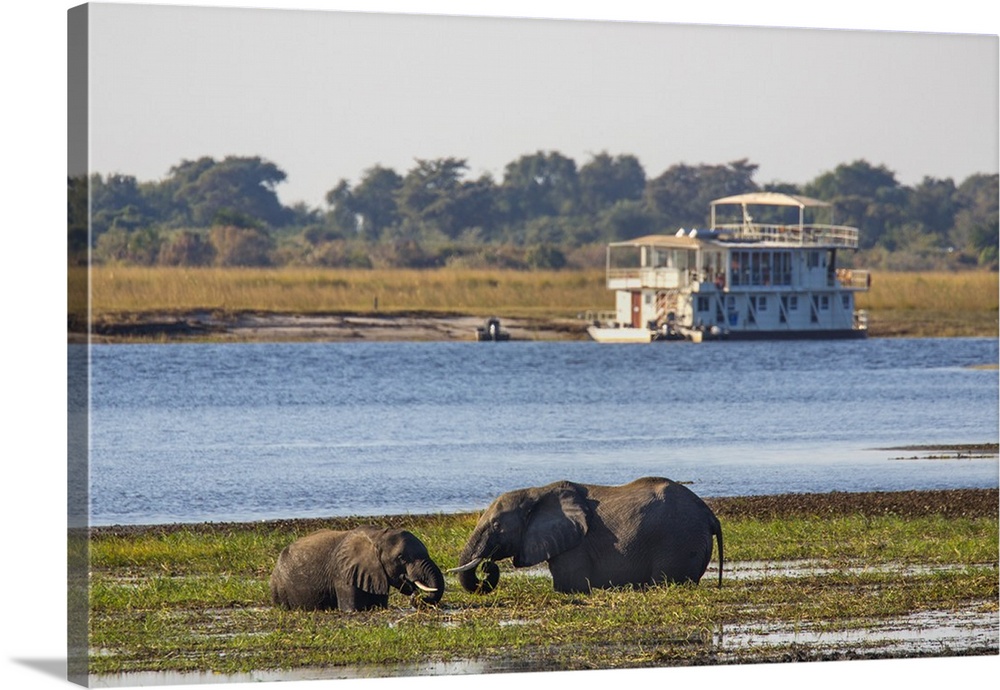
top-left (270, 526), bottom-right (445, 612)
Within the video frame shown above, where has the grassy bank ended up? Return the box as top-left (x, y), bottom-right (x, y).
top-left (87, 489), bottom-right (999, 676)
top-left (73, 267), bottom-right (998, 338)
top-left (856, 271), bottom-right (999, 337)
top-left (79, 266), bottom-right (609, 320)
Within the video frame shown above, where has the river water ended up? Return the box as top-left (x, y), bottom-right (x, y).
top-left (84, 338), bottom-right (998, 526)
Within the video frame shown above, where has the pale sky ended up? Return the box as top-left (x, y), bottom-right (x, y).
top-left (83, 1), bottom-right (999, 209)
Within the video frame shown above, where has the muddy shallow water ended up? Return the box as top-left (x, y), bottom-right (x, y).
top-left (91, 598), bottom-right (998, 687)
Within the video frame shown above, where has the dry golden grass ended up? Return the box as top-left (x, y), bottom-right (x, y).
top-left (78, 266), bottom-right (610, 319)
top-left (858, 271), bottom-right (998, 312)
top-left (72, 266), bottom-right (998, 337)
top-left (856, 271), bottom-right (998, 337)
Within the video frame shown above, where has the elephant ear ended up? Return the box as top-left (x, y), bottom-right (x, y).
top-left (332, 529), bottom-right (390, 595)
top-left (516, 486), bottom-right (588, 567)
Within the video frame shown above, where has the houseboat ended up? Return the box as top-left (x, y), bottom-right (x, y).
top-left (586, 192), bottom-right (870, 342)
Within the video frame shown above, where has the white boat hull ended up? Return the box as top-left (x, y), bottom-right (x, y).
top-left (586, 326), bottom-right (654, 343)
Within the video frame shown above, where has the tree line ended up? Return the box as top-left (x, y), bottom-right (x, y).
top-left (67, 152), bottom-right (999, 271)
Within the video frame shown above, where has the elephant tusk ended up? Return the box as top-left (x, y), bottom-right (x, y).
top-left (412, 580), bottom-right (437, 593)
top-left (447, 557), bottom-right (484, 573)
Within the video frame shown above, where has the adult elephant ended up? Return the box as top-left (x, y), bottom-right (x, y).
top-left (451, 477), bottom-right (723, 594)
top-left (270, 526), bottom-right (445, 611)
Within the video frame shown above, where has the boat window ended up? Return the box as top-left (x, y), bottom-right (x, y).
top-left (842, 294), bottom-right (850, 310)
top-left (758, 296), bottom-right (768, 311)
top-left (729, 250), bottom-right (793, 287)
top-left (789, 295), bottom-right (798, 310)
top-left (820, 295), bottom-right (830, 310)
top-left (808, 251), bottom-right (821, 268)
top-left (702, 250), bottom-right (724, 285)
top-left (697, 296), bottom-right (710, 312)
top-left (775, 251), bottom-right (792, 286)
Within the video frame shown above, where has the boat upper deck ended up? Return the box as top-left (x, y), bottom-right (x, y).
top-left (709, 191), bottom-right (858, 249)
top-left (603, 192), bottom-right (867, 292)
top-left (707, 221), bottom-right (858, 248)
top-left (607, 191), bottom-right (859, 251)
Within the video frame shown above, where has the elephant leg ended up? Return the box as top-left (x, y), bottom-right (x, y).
top-left (650, 539), bottom-right (712, 585)
top-left (334, 584), bottom-right (390, 612)
top-left (546, 550), bottom-right (593, 594)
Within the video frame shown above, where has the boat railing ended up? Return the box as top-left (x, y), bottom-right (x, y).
top-left (606, 267), bottom-right (691, 290)
top-left (713, 222), bottom-right (859, 248)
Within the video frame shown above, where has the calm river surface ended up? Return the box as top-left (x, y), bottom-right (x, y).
top-left (84, 338), bottom-right (998, 526)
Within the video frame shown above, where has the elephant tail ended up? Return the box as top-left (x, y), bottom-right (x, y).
top-left (713, 518), bottom-right (724, 588)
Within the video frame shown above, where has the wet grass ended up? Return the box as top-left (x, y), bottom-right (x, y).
top-left (87, 490), bottom-right (999, 675)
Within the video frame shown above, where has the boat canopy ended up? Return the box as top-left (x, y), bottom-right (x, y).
top-left (711, 192), bottom-right (830, 208)
top-left (710, 192), bottom-right (833, 228)
top-left (608, 234), bottom-right (702, 248)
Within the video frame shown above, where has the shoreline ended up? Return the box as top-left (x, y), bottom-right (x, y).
top-left (72, 309), bottom-right (1000, 343)
top-left (87, 486), bottom-right (999, 537)
top-left (76, 311), bottom-right (591, 344)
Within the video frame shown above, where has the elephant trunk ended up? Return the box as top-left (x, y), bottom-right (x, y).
top-left (453, 542), bottom-right (501, 594)
top-left (403, 559), bottom-right (445, 606)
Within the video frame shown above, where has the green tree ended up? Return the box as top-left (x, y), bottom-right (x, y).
top-left (448, 174), bottom-right (500, 240)
top-left (645, 159), bottom-right (759, 229)
top-left (351, 165), bottom-right (403, 240)
top-left (397, 158), bottom-right (485, 239)
top-left (805, 159), bottom-right (898, 199)
top-left (578, 152), bottom-right (646, 214)
top-left (593, 199), bottom-right (658, 242)
top-left (802, 160), bottom-right (907, 248)
top-left (324, 179), bottom-right (360, 235)
top-left (951, 173), bottom-right (999, 267)
top-left (906, 176), bottom-right (958, 237)
top-left (173, 156), bottom-right (292, 228)
top-left (67, 175), bottom-right (90, 258)
top-left (501, 151), bottom-right (580, 222)
top-left (91, 173), bottom-right (155, 237)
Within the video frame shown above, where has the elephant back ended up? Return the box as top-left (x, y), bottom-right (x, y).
top-left (270, 529), bottom-right (349, 610)
top-left (602, 477), bottom-right (722, 586)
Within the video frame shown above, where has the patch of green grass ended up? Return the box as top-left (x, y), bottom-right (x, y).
top-left (87, 507), bottom-right (999, 675)
top-left (723, 514), bottom-right (998, 563)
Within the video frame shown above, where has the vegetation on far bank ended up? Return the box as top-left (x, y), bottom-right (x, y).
top-left (70, 154), bottom-right (998, 274)
top-left (87, 489), bottom-right (999, 675)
